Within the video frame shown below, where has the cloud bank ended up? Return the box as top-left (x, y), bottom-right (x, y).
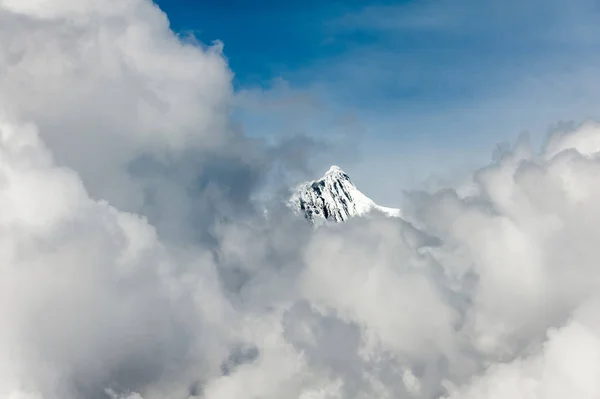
top-left (2, 1), bottom-right (600, 398)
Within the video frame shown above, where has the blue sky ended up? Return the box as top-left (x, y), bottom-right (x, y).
top-left (155, 0), bottom-right (393, 86)
top-left (155, 0), bottom-right (600, 205)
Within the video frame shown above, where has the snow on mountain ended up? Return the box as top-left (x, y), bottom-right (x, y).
top-left (289, 165), bottom-right (401, 223)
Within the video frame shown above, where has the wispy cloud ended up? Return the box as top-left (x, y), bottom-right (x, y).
top-left (250, 0), bottom-right (600, 204)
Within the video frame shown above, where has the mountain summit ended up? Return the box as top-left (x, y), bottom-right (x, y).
top-left (289, 165), bottom-right (401, 223)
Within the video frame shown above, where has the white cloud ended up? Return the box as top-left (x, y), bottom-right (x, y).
top-left (0, 0), bottom-right (234, 223)
top-left (443, 298), bottom-right (600, 399)
top-left (0, 119), bottom-right (231, 398)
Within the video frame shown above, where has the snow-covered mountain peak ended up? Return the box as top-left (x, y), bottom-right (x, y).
top-left (324, 165), bottom-right (345, 176)
top-left (289, 165), bottom-right (401, 223)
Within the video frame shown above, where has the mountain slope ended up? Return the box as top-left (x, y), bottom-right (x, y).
top-left (289, 165), bottom-right (401, 223)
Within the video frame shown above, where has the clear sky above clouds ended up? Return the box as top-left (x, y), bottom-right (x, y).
top-left (155, 0), bottom-right (600, 205)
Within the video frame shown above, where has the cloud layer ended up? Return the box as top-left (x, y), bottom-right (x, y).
top-left (2, 1), bottom-right (600, 398)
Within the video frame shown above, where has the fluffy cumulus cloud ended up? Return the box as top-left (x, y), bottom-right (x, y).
top-left (3, 0), bottom-right (600, 398)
